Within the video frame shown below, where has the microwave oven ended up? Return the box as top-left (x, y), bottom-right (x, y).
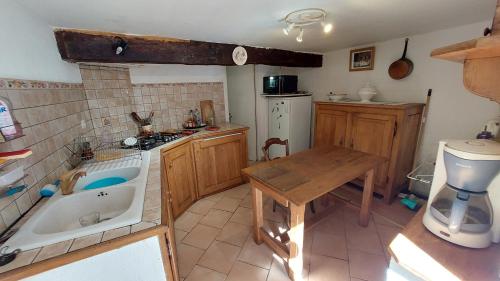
top-left (263, 75), bottom-right (298, 95)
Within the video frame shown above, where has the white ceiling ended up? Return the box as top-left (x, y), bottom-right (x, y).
top-left (18, 0), bottom-right (496, 53)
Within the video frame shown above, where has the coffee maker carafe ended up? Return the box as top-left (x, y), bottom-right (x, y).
top-left (423, 140), bottom-right (500, 248)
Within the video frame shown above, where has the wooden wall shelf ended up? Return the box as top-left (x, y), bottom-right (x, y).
top-left (431, 36), bottom-right (500, 63)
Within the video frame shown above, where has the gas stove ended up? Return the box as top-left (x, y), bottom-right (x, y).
top-left (128, 132), bottom-right (183, 151)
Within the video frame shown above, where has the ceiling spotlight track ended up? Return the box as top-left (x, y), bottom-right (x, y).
top-left (281, 8), bottom-right (333, 43)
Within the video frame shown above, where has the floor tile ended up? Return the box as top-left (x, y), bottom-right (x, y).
top-left (216, 222), bottom-right (251, 247)
top-left (175, 229), bottom-right (189, 245)
top-left (69, 233), bottom-right (103, 252)
top-left (309, 254), bottom-right (350, 281)
top-left (213, 197), bottom-right (241, 212)
top-left (175, 211), bottom-right (203, 232)
top-left (177, 243), bottom-right (205, 278)
top-left (311, 231), bottom-right (347, 260)
top-left (226, 261), bottom-right (269, 281)
top-left (198, 240), bottom-right (241, 274)
top-left (238, 235), bottom-right (274, 269)
top-left (312, 208), bottom-right (345, 237)
top-left (185, 265), bottom-right (227, 281)
top-left (267, 257), bottom-right (309, 281)
top-left (223, 184), bottom-right (250, 200)
top-left (189, 199), bottom-right (217, 215)
top-left (229, 206), bottom-right (253, 226)
top-left (204, 192), bottom-right (225, 203)
top-left (348, 249), bottom-right (387, 281)
top-left (344, 208), bottom-right (384, 255)
top-left (240, 194), bottom-right (253, 209)
top-left (183, 224), bottom-right (220, 250)
top-left (199, 209), bottom-right (233, 228)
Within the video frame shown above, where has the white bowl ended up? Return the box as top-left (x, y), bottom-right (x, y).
top-left (328, 94), bottom-right (347, 102)
top-left (358, 89), bottom-right (376, 102)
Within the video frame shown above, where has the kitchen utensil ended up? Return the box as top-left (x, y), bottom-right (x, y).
top-left (130, 112), bottom-right (142, 124)
top-left (389, 38), bottom-right (414, 80)
top-left (200, 100), bottom-right (215, 125)
top-left (423, 139), bottom-right (500, 248)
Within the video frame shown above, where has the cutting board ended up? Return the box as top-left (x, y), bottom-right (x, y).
top-left (200, 100), bottom-right (215, 124)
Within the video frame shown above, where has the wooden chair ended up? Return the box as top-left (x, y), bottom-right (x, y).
top-left (262, 138), bottom-right (315, 214)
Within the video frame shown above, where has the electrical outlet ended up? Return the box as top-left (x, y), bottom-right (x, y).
top-left (81, 120), bottom-right (86, 129)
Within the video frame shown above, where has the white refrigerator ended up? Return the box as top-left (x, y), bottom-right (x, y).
top-left (267, 95), bottom-right (312, 159)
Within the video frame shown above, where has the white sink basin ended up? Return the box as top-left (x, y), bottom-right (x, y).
top-left (5, 151), bottom-right (151, 251)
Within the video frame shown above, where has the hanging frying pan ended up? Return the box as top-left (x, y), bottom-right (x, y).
top-left (388, 38), bottom-right (413, 80)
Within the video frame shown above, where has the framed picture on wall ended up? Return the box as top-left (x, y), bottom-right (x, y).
top-left (349, 47), bottom-right (375, 71)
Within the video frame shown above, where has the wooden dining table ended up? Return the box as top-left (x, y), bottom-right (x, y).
top-left (242, 145), bottom-right (385, 281)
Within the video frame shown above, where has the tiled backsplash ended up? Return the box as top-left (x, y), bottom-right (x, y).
top-left (132, 82), bottom-right (226, 130)
top-left (0, 78), bottom-right (93, 232)
top-left (81, 65), bottom-right (226, 139)
top-left (80, 65), bottom-right (137, 139)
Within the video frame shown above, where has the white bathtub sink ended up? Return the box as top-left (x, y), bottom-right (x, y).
top-left (5, 151), bottom-right (151, 251)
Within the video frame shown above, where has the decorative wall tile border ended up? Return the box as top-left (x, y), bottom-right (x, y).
top-left (0, 78), bottom-right (83, 89)
top-left (132, 82), bottom-right (223, 88)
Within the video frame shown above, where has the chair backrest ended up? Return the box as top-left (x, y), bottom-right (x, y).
top-left (262, 138), bottom-right (289, 161)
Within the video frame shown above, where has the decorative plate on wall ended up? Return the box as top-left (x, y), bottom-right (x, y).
top-left (232, 46), bottom-right (248, 65)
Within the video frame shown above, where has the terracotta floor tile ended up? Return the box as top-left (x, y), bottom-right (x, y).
top-left (238, 235), bottom-right (274, 269)
top-left (183, 224), bottom-right (220, 250)
top-left (223, 184), bottom-right (250, 200)
top-left (205, 192), bottom-right (225, 203)
top-left (311, 231), bottom-right (348, 260)
top-left (229, 206), bottom-right (253, 226)
top-left (309, 254), bottom-right (350, 281)
top-left (175, 229), bottom-right (189, 245)
top-left (198, 240), bottom-right (241, 274)
top-left (213, 197), bottom-right (241, 212)
top-left (267, 257), bottom-right (309, 281)
top-left (177, 243), bottom-right (205, 278)
top-left (199, 209), bottom-right (233, 228)
top-left (312, 209), bottom-right (345, 237)
top-left (226, 261), bottom-right (269, 281)
top-left (189, 198), bottom-right (217, 215)
top-left (344, 208), bottom-right (384, 255)
top-left (175, 211), bottom-right (203, 232)
top-left (348, 249), bottom-right (387, 281)
top-left (185, 265), bottom-right (227, 281)
top-left (216, 222), bottom-right (251, 247)
top-left (239, 194), bottom-right (253, 209)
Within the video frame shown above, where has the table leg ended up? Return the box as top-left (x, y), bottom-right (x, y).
top-left (287, 203), bottom-right (306, 281)
top-left (251, 183), bottom-right (264, 244)
top-left (360, 169), bottom-right (375, 226)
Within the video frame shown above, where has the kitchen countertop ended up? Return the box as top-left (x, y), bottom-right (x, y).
top-left (0, 123), bottom-right (248, 274)
top-left (315, 100), bottom-right (424, 109)
top-left (389, 207), bottom-right (500, 281)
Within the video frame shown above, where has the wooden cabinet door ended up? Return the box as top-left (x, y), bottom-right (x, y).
top-left (193, 133), bottom-right (246, 197)
top-left (162, 142), bottom-right (196, 218)
top-left (314, 108), bottom-right (348, 147)
top-left (350, 113), bottom-right (396, 187)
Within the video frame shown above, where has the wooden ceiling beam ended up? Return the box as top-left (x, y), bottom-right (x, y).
top-left (54, 29), bottom-right (322, 67)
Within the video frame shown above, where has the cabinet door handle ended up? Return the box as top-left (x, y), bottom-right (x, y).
top-left (202, 132), bottom-right (242, 141)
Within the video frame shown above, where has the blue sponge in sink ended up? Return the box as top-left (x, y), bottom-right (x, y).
top-left (83, 177), bottom-right (128, 190)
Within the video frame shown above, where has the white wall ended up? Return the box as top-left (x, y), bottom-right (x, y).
top-left (298, 21), bottom-right (500, 162)
top-left (129, 64), bottom-right (229, 122)
top-left (0, 1), bottom-right (81, 82)
top-left (226, 65), bottom-right (299, 161)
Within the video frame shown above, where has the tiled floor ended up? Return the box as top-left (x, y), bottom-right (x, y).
top-left (175, 183), bottom-right (405, 281)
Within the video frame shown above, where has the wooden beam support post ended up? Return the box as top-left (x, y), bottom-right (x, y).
top-left (54, 29), bottom-right (322, 67)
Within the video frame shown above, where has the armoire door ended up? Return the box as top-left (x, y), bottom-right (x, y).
top-left (314, 108), bottom-right (348, 147)
top-left (350, 113), bottom-right (396, 187)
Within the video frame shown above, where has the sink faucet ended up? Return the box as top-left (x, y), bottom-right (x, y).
top-left (60, 169), bottom-right (87, 195)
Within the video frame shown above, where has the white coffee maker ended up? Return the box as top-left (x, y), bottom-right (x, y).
top-left (423, 139), bottom-right (500, 248)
